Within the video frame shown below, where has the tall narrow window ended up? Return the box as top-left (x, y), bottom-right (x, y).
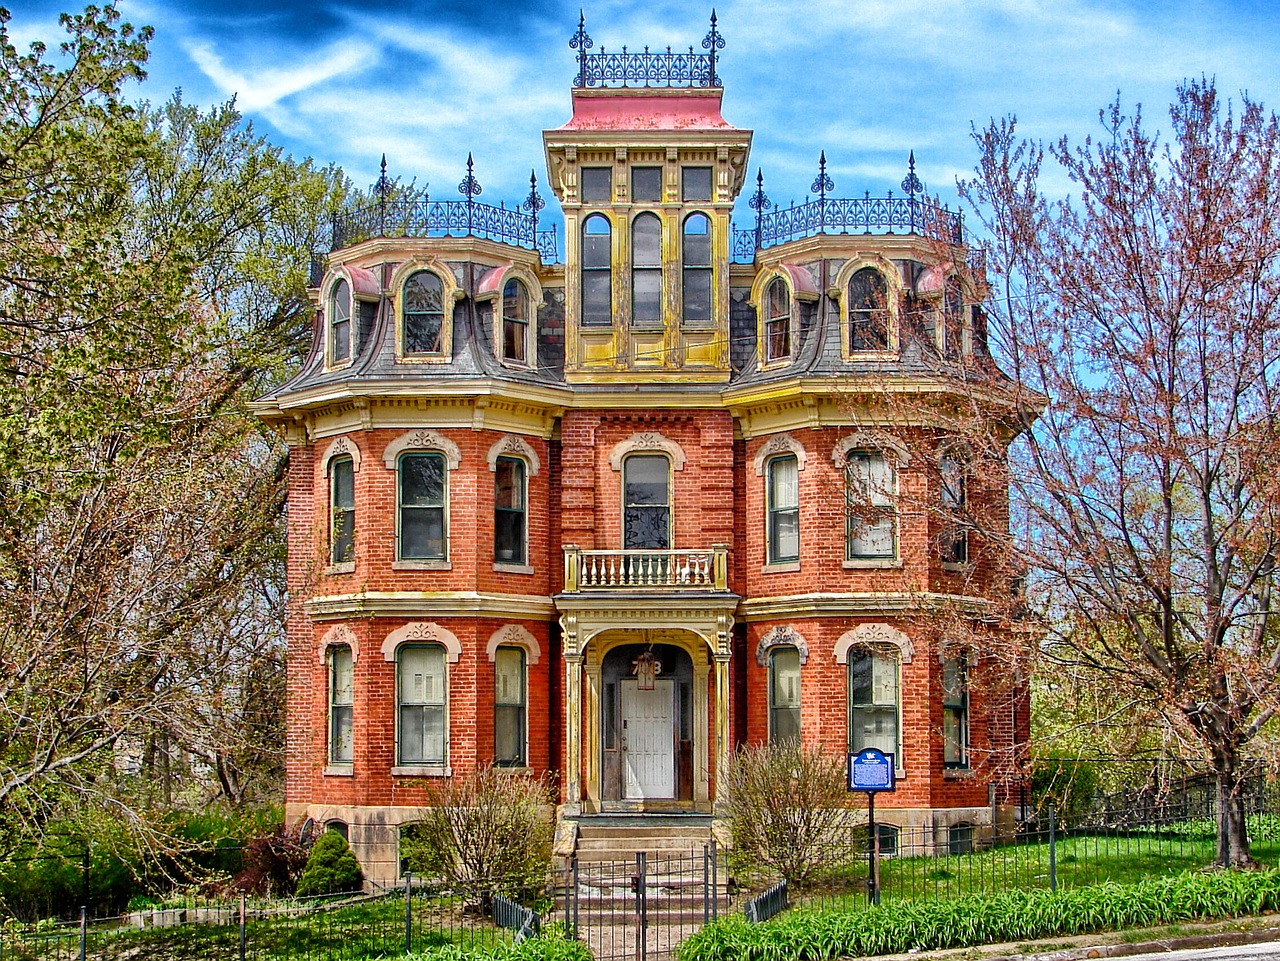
top-left (328, 646), bottom-right (353, 764)
top-left (943, 277), bottom-right (964, 359)
top-left (942, 657), bottom-right (969, 768)
top-left (769, 646), bottom-right (801, 744)
top-left (765, 278), bottom-right (790, 361)
top-left (398, 645), bottom-right (446, 765)
top-left (848, 267), bottom-right (889, 351)
top-left (501, 279), bottom-right (529, 364)
top-left (330, 279), bottom-right (352, 364)
top-left (581, 215), bottom-right (612, 326)
top-left (846, 451), bottom-right (896, 560)
top-left (494, 646), bottom-right (527, 767)
top-left (403, 270), bottom-right (445, 355)
top-left (329, 455), bottom-right (355, 564)
top-left (623, 454), bottom-right (670, 550)
top-left (766, 455), bottom-right (799, 563)
top-left (939, 452), bottom-right (968, 563)
top-left (849, 651), bottom-right (899, 757)
top-left (494, 456), bottom-right (527, 565)
top-left (399, 452), bottom-right (446, 560)
top-left (631, 213), bottom-right (662, 326)
top-left (682, 213), bottom-right (712, 325)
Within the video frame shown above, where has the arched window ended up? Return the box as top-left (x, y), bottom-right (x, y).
top-left (403, 270), bottom-right (445, 355)
top-left (846, 451), bottom-right (896, 559)
top-left (765, 277), bottom-right (790, 361)
top-left (631, 213), bottom-right (662, 326)
top-left (848, 267), bottom-right (889, 351)
top-left (501, 279), bottom-right (529, 365)
top-left (623, 454), bottom-right (670, 550)
top-left (494, 646), bottom-right (527, 767)
top-left (328, 646), bottom-right (353, 764)
top-left (329, 455), bottom-right (355, 565)
top-left (582, 215), bottom-right (612, 326)
top-left (768, 646), bottom-right (800, 744)
top-left (494, 456), bottom-right (527, 565)
top-left (766, 455), bottom-right (799, 564)
top-left (329, 279), bottom-right (352, 364)
top-left (682, 213), bottom-right (712, 325)
top-left (398, 452), bottom-right (447, 560)
top-left (398, 644), bottom-right (447, 765)
top-left (848, 649), bottom-right (899, 758)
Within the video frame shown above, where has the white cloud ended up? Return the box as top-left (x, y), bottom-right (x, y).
top-left (183, 37), bottom-right (376, 112)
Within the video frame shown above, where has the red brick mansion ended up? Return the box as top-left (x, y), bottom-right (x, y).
top-left (253, 17), bottom-right (1030, 886)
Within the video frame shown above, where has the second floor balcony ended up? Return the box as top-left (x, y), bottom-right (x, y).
top-left (562, 545), bottom-right (729, 594)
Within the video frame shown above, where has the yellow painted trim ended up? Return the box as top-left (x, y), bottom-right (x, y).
top-left (304, 591), bottom-right (556, 620)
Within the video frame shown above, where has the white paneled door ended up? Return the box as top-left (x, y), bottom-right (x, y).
top-left (621, 678), bottom-right (675, 799)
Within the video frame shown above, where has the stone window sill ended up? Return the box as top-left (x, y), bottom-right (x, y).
top-left (325, 562), bottom-right (355, 576)
top-left (392, 559), bottom-right (451, 571)
top-left (943, 767), bottom-right (972, 779)
top-left (941, 561), bottom-right (971, 574)
top-left (392, 765), bottom-right (451, 778)
top-left (493, 562), bottom-right (535, 575)
top-left (323, 764), bottom-right (354, 777)
top-left (843, 557), bottom-right (901, 570)
top-left (762, 561), bottom-right (800, 574)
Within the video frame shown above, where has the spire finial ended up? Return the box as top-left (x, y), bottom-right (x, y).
top-left (702, 10), bottom-right (724, 86)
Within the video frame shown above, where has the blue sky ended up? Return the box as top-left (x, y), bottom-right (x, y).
top-left (12, 0), bottom-right (1280, 229)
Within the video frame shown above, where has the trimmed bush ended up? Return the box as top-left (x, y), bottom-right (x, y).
top-left (678, 868), bottom-right (1280, 961)
top-left (296, 830), bottom-right (363, 897)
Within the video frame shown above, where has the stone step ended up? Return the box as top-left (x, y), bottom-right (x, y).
top-left (576, 825), bottom-right (713, 841)
top-left (576, 836), bottom-right (710, 851)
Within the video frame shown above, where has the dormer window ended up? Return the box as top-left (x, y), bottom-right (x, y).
top-left (682, 213), bottom-right (712, 326)
top-left (943, 276), bottom-right (964, 360)
top-left (403, 270), bottom-right (445, 356)
top-left (631, 213), bottom-right (662, 327)
top-left (682, 166), bottom-right (712, 202)
top-left (501, 279), bottom-right (530, 365)
top-left (765, 277), bottom-right (791, 362)
top-left (848, 267), bottom-right (889, 351)
top-left (581, 167), bottom-right (612, 204)
top-left (582, 215), bottom-right (612, 326)
top-left (329, 279), bottom-right (352, 365)
top-left (632, 166), bottom-right (662, 203)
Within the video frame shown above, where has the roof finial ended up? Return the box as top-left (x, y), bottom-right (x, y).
top-left (571, 11), bottom-right (594, 87)
top-left (901, 150), bottom-right (924, 199)
top-left (702, 10), bottom-right (724, 87)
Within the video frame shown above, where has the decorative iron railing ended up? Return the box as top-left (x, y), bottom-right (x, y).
top-left (731, 153), bottom-right (965, 262)
top-left (571, 13), bottom-right (724, 88)
top-left (330, 156), bottom-right (559, 262)
top-left (562, 546), bottom-right (729, 592)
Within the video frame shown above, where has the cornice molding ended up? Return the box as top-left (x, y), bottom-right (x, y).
top-left (304, 591), bottom-right (556, 621)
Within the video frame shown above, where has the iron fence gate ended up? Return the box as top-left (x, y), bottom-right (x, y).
top-left (560, 845), bottom-right (732, 961)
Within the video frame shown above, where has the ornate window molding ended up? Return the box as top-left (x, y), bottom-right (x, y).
top-left (753, 433), bottom-right (807, 476)
top-left (388, 258), bottom-right (462, 363)
top-left (608, 432), bottom-right (687, 472)
top-left (486, 625), bottom-right (542, 665)
top-left (486, 435), bottom-right (542, 475)
top-left (383, 430), bottom-right (462, 470)
top-left (755, 625), bottom-right (810, 666)
top-left (832, 432), bottom-right (910, 468)
top-left (320, 435), bottom-right (361, 474)
top-left (317, 624), bottom-right (359, 665)
top-left (381, 622), bottom-right (462, 663)
top-left (831, 254), bottom-right (901, 358)
top-left (834, 623), bottom-right (914, 664)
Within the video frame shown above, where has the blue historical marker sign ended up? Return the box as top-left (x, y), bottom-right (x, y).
top-left (848, 748), bottom-right (895, 793)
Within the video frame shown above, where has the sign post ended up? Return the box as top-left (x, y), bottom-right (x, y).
top-left (848, 748), bottom-right (895, 906)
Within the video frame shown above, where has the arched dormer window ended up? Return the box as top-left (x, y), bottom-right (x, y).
top-left (848, 267), bottom-right (889, 351)
top-left (403, 270), bottom-right (445, 356)
top-left (943, 276), bottom-right (965, 360)
top-left (329, 279), bottom-right (352, 365)
top-left (682, 213), bottom-right (712, 326)
top-left (765, 277), bottom-right (791, 362)
top-left (501, 279), bottom-right (530, 365)
top-left (631, 213), bottom-right (662, 327)
top-left (582, 215), bottom-right (612, 326)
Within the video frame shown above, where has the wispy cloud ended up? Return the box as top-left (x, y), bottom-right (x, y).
top-left (183, 37), bottom-right (376, 112)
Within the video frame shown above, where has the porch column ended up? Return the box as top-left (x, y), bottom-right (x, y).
top-left (713, 652), bottom-right (731, 807)
top-left (564, 652), bottom-right (584, 815)
top-left (693, 661), bottom-right (710, 803)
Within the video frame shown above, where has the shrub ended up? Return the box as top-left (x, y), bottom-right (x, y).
top-left (408, 926), bottom-right (592, 961)
top-left (677, 868), bottom-right (1280, 961)
top-left (296, 830), bottom-right (362, 897)
top-left (401, 766), bottom-right (552, 912)
top-left (232, 825), bottom-right (310, 896)
top-left (1030, 757), bottom-right (1101, 827)
top-left (720, 742), bottom-right (858, 888)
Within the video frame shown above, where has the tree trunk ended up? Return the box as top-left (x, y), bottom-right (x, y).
top-left (1215, 766), bottom-right (1256, 869)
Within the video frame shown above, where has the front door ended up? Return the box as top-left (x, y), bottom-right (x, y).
top-left (620, 678), bottom-right (675, 799)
